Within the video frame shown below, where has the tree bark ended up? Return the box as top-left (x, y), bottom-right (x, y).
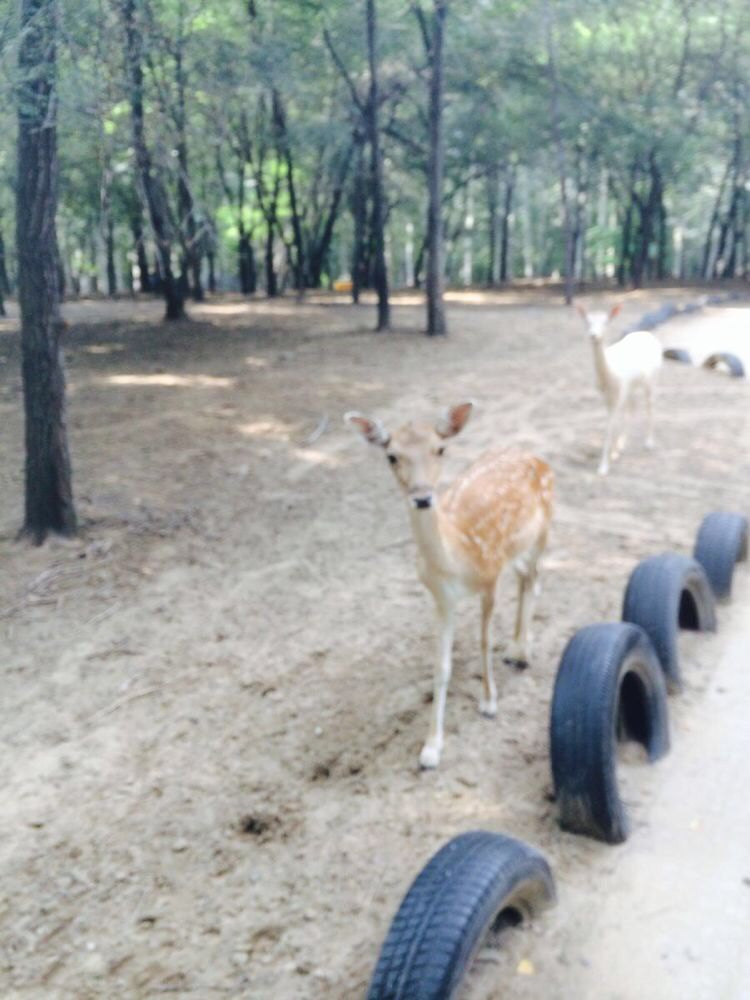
top-left (424, 0), bottom-right (448, 335)
top-left (17, 0), bottom-right (76, 543)
top-left (365, 0), bottom-right (390, 330)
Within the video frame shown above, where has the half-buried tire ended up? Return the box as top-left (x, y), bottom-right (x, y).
top-left (702, 352), bottom-right (745, 377)
top-left (367, 831), bottom-right (555, 1000)
top-left (693, 511), bottom-right (748, 600)
top-left (549, 623), bottom-right (669, 845)
top-left (663, 347), bottom-right (692, 364)
top-left (622, 553), bottom-right (716, 692)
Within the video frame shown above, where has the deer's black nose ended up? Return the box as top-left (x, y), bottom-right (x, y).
top-left (414, 496), bottom-right (432, 510)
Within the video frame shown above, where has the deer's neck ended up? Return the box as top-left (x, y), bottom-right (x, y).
top-left (590, 337), bottom-right (612, 393)
top-left (408, 502), bottom-right (454, 575)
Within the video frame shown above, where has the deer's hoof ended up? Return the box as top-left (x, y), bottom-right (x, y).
top-left (597, 464), bottom-right (609, 476)
top-left (419, 744), bottom-right (441, 769)
top-left (479, 697), bottom-right (498, 718)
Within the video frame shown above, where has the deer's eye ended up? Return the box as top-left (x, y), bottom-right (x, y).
top-left (387, 454), bottom-right (398, 466)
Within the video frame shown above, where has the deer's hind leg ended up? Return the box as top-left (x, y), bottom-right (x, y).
top-left (504, 537), bottom-right (546, 670)
top-left (478, 588), bottom-right (498, 717)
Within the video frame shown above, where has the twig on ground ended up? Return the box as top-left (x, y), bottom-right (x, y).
top-left (302, 414), bottom-right (329, 446)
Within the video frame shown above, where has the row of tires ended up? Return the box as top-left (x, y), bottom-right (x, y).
top-left (367, 510), bottom-right (747, 999)
top-left (663, 346), bottom-right (745, 377)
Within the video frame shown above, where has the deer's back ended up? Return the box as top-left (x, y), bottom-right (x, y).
top-left (441, 448), bottom-right (553, 576)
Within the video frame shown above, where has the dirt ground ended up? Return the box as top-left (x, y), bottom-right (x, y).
top-left (0, 288), bottom-right (748, 999)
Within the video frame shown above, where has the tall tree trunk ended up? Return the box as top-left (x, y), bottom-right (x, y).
top-left (499, 167), bottom-right (514, 283)
top-left (351, 130), bottom-right (367, 304)
top-left (544, 0), bottom-right (574, 304)
top-left (425, 0), bottom-right (447, 335)
top-left (308, 140), bottom-right (355, 288)
top-left (17, 0), bottom-right (76, 543)
top-left (106, 216), bottom-right (117, 296)
top-left (272, 88), bottom-right (305, 292)
top-left (175, 41), bottom-right (202, 302)
top-left (207, 248), bottom-right (216, 293)
top-left (365, 0), bottom-right (390, 330)
top-left (130, 207), bottom-right (151, 292)
top-left (120, 0), bottom-right (185, 320)
top-left (486, 164), bottom-right (499, 285)
top-left (0, 226), bottom-right (7, 315)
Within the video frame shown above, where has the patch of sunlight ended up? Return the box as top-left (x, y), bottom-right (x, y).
top-left (245, 356), bottom-right (269, 369)
top-left (290, 448), bottom-right (341, 467)
top-left (237, 418), bottom-right (294, 440)
top-left (106, 373), bottom-right (235, 388)
top-left (194, 302), bottom-right (253, 316)
top-left (82, 343), bottom-right (125, 355)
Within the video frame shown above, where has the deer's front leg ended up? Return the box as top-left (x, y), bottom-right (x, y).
top-left (420, 605), bottom-right (455, 769)
top-left (598, 395), bottom-right (624, 475)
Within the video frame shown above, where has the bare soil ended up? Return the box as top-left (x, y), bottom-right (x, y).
top-left (0, 289), bottom-right (748, 999)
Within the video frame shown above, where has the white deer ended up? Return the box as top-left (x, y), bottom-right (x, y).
top-left (345, 402), bottom-right (554, 769)
top-left (577, 304), bottom-right (662, 476)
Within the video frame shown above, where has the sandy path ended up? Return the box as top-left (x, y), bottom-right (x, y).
top-left (574, 573), bottom-right (750, 1000)
top-left (465, 571), bottom-right (750, 1000)
top-left (0, 290), bottom-right (748, 999)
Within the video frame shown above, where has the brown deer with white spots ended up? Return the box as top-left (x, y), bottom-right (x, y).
top-left (345, 402), bottom-right (554, 769)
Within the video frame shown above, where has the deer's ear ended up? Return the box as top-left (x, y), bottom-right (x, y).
top-left (344, 411), bottom-right (390, 447)
top-left (608, 303), bottom-right (623, 320)
top-left (436, 401), bottom-right (474, 439)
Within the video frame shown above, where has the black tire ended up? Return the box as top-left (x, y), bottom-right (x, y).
top-left (622, 553), bottom-right (716, 692)
top-left (549, 623), bottom-right (669, 845)
top-left (662, 347), bottom-right (692, 364)
top-left (693, 511), bottom-right (748, 600)
top-left (367, 831), bottom-right (555, 1000)
top-left (702, 352), bottom-right (745, 378)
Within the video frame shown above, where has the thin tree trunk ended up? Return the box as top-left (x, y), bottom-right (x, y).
top-left (544, 1), bottom-right (574, 304)
top-left (499, 167), bottom-right (514, 283)
top-left (120, 0), bottom-right (185, 320)
top-left (701, 157), bottom-right (732, 279)
top-left (366, 0), bottom-right (390, 330)
top-left (272, 88), bottom-right (305, 292)
top-left (0, 227), bottom-right (7, 315)
top-left (351, 130), bottom-right (367, 304)
top-left (17, 0), bottom-right (76, 543)
top-left (175, 40), bottom-right (202, 302)
top-left (424, 0), bottom-right (447, 334)
top-left (207, 249), bottom-right (216, 292)
top-left (106, 216), bottom-right (116, 296)
top-left (486, 164), bottom-right (499, 285)
top-left (131, 207), bottom-right (151, 292)
top-left (308, 140), bottom-right (355, 288)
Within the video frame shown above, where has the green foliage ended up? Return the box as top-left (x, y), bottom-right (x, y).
top-left (0, 0), bottom-right (747, 291)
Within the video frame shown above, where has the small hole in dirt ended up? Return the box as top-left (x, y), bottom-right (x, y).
top-left (423, 691), bottom-right (433, 705)
top-left (239, 814), bottom-right (273, 837)
top-left (491, 906), bottom-right (523, 933)
top-left (311, 763), bottom-right (331, 781)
